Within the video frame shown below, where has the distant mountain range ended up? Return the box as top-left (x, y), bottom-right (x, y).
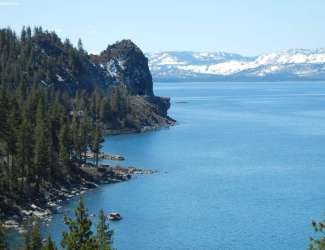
top-left (146, 49), bottom-right (325, 81)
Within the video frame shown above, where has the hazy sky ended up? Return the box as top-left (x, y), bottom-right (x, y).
top-left (0, 0), bottom-right (324, 55)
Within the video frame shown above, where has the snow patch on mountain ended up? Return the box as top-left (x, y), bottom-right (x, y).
top-left (147, 49), bottom-right (325, 81)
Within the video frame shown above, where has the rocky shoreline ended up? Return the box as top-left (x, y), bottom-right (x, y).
top-left (104, 104), bottom-right (176, 136)
top-left (1, 123), bottom-right (173, 233)
top-left (1, 164), bottom-right (158, 233)
top-left (105, 122), bottom-right (176, 135)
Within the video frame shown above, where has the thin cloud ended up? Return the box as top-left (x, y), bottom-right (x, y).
top-left (0, 1), bottom-right (20, 6)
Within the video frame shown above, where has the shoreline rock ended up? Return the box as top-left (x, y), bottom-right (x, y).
top-left (105, 121), bottom-right (176, 135)
top-left (84, 152), bottom-right (125, 161)
top-left (1, 164), bottom-right (158, 232)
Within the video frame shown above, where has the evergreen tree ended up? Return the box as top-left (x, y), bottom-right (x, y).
top-left (79, 113), bottom-right (91, 161)
top-left (16, 112), bottom-right (33, 192)
top-left (0, 88), bottom-right (9, 142)
top-left (61, 196), bottom-right (98, 250)
top-left (0, 89), bottom-right (10, 192)
top-left (24, 226), bottom-right (31, 250)
top-left (77, 38), bottom-right (85, 54)
top-left (42, 235), bottom-right (57, 250)
top-left (90, 120), bottom-right (104, 167)
top-left (96, 209), bottom-right (113, 250)
top-left (309, 215), bottom-right (325, 250)
top-left (33, 99), bottom-right (50, 187)
top-left (47, 126), bottom-right (56, 183)
top-left (31, 223), bottom-right (43, 250)
top-left (58, 119), bottom-right (71, 175)
top-left (0, 223), bottom-right (7, 250)
top-left (0, 28), bottom-right (128, 249)
top-left (71, 113), bottom-right (81, 160)
top-left (6, 98), bottom-right (21, 191)
top-left (24, 222), bottom-right (42, 250)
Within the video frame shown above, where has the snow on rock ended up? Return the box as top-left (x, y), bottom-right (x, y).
top-left (56, 74), bottom-right (64, 82)
top-left (147, 48), bottom-right (325, 80)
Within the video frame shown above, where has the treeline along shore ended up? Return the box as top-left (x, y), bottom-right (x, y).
top-left (0, 66), bottom-right (158, 227)
top-left (0, 26), bottom-right (172, 230)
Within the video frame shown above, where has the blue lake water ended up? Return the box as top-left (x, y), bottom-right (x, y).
top-left (45, 82), bottom-right (325, 250)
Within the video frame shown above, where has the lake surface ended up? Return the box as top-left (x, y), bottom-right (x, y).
top-left (45, 82), bottom-right (325, 250)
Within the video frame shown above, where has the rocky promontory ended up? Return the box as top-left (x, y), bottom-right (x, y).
top-left (91, 39), bottom-right (176, 133)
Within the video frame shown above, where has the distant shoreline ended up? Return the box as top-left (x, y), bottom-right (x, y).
top-left (104, 122), bottom-right (176, 135)
top-left (154, 78), bottom-right (325, 83)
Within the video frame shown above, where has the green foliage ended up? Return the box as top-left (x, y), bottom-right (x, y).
top-left (0, 202), bottom-right (114, 250)
top-left (24, 227), bottom-right (31, 250)
top-left (0, 223), bottom-right (7, 250)
top-left (0, 26), bottom-right (132, 250)
top-left (0, 79), bottom-right (107, 198)
top-left (90, 120), bottom-right (104, 167)
top-left (96, 209), bottom-right (113, 250)
top-left (0, 26), bottom-right (134, 249)
top-left (16, 111), bottom-right (33, 191)
top-left (31, 223), bottom-right (43, 250)
top-left (61, 196), bottom-right (98, 250)
top-left (0, 26), bottom-right (87, 90)
top-left (24, 222), bottom-right (42, 250)
top-left (309, 215), bottom-right (325, 250)
top-left (59, 119), bottom-right (72, 175)
top-left (33, 99), bottom-right (50, 186)
top-left (0, 92), bottom-right (9, 141)
top-left (42, 235), bottom-right (57, 250)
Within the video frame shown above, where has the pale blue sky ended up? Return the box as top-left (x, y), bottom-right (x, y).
top-left (0, 0), bottom-right (324, 55)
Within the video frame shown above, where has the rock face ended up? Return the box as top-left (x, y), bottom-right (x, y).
top-left (91, 40), bottom-right (175, 132)
top-left (45, 38), bottom-right (175, 131)
top-left (93, 39), bottom-right (154, 96)
top-left (113, 95), bottom-right (174, 134)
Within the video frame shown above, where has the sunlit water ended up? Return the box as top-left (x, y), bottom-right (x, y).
top-left (43, 82), bottom-right (325, 250)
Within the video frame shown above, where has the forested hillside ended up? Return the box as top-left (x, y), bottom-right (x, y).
top-left (0, 26), bottom-right (174, 219)
top-left (0, 27), bottom-right (174, 132)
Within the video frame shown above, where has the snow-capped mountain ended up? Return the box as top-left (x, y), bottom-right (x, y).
top-left (146, 49), bottom-right (325, 81)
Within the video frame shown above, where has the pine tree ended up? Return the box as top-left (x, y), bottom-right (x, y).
top-left (79, 113), bottom-right (91, 162)
top-left (90, 120), bottom-right (104, 167)
top-left (71, 113), bottom-right (81, 160)
top-left (100, 97), bottom-right (112, 125)
top-left (24, 226), bottom-right (31, 250)
top-left (96, 209), bottom-right (113, 250)
top-left (24, 222), bottom-right (42, 250)
top-left (6, 97), bottom-right (21, 191)
top-left (0, 223), bottom-right (7, 250)
top-left (16, 111), bottom-right (33, 192)
top-left (47, 126), bottom-right (56, 184)
top-left (58, 118), bottom-right (71, 175)
top-left (61, 196), bottom-right (98, 250)
top-left (77, 38), bottom-right (85, 54)
top-left (309, 215), bottom-right (325, 250)
top-left (33, 99), bottom-right (50, 187)
top-left (0, 88), bottom-right (9, 142)
top-left (0, 88), bottom-right (9, 192)
top-left (93, 88), bottom-right (102, 121)
top-left (42, 235), bottom-right (57, 250)
top-left (31, 223), bottom-right (43, 250)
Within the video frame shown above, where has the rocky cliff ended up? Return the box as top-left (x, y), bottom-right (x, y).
top-left (92, 39), bottom-right (154, 96)
top-left (91, 40), bottom-right (175, 132)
